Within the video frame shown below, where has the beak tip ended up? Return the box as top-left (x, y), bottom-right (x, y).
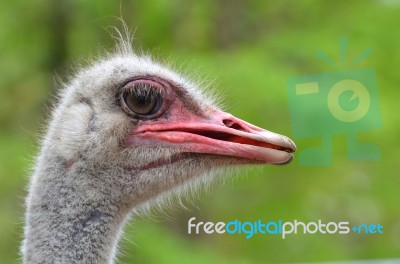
top-left (276, 155), bottom-right (294, 165)
top-left (291, 141), bottom-right (297, 152)
top-left (285, 136), bottom-right (297, 153)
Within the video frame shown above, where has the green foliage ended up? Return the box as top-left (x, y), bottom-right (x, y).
top-left (0, 0), bottom-right (399, 263)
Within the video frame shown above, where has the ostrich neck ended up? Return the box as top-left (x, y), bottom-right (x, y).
top-left (23, 156), bottom-right (131, 264)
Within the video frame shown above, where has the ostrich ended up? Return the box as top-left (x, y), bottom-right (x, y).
top-left (21, 34), bottom-right (296, 263)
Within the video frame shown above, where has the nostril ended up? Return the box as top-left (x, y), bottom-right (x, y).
top-left (222, 119), bottom-right (247, 132)
top-left (222, 119), bottom-right (233, 127)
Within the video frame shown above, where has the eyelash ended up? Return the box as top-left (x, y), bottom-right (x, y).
top-left (124, 83), bottom-right (163, 99)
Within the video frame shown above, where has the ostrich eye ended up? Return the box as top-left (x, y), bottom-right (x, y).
top-left (122, 82), bottom-right (163, 116)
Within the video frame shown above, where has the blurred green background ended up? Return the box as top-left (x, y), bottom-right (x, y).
top-left (1, 0), bottom-right (399, 263)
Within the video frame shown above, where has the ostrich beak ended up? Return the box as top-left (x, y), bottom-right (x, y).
top-left (128, 109), bottom-right (296, 165)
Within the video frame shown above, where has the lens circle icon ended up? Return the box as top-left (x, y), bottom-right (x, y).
top-left (327, 79), bottom-right (370, 123)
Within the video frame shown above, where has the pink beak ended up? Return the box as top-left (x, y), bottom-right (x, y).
top-left (127, 108), bottom-right (296, 165)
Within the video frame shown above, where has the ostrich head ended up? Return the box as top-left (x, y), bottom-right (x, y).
top-left (22, 36), bottom-right (296, 263)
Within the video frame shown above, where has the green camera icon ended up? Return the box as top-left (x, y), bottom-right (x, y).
top-left (287, 68), bottom-right (381, 166)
